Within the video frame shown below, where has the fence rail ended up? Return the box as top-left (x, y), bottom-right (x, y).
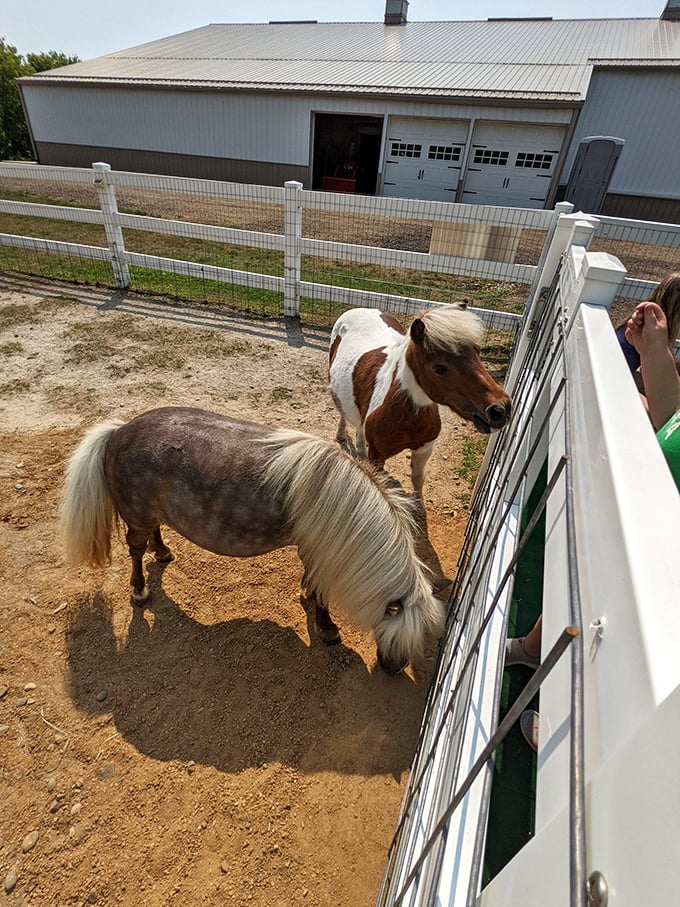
top-left (0, 160), bottom-right (562, 327)
top-left (1, 160), bottom-right (677, 332)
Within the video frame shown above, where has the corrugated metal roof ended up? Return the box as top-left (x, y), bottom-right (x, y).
top-left (20, 18), bottom-right (680, 103)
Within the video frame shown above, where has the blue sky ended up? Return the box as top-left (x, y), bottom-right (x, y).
top-left (4, 0), bottom-right (669, 62)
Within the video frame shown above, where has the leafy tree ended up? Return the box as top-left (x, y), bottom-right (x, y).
top-left (26, 51), bottom-right (79, 72)
top-left (0, 39), bottom-right (30, 160)
top-left (0, 38), bottom-right (79, 161)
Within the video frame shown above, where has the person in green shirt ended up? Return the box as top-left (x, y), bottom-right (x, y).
top-left (625, 300), bottom-right (680, 490)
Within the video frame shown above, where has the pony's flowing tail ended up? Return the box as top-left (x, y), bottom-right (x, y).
top-left (59, 420), bottom-right (124, 567)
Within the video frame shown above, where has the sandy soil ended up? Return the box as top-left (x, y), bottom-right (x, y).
top-left (0, 276), bottom-right (483, 907)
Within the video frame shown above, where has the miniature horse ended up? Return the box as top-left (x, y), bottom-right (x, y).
top-left (329, 306), bottom-right (511, 494)
top-left (59, 406), bottom-right (445, 674)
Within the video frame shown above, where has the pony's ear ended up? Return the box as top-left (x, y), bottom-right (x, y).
top-left (410, 318), bottom-right (426, 344)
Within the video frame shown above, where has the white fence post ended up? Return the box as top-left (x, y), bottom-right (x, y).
top-left (561, 245), bottom-right (628, 333)
top-left (284, 180), bottom-right (302, 317)
top-left (92, 162), bottom-right (129, 289)
top-left (505, 213), bottom-right (600, 391)
top-left (536, 243), bottom-right (629, 841)
top-left (533, 211), bottom-right (598, 308)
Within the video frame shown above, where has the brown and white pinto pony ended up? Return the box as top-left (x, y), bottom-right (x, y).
top-left (329, 306), bottom-right (512, 494)
top-left (59, 407), bottom-right (445, 674)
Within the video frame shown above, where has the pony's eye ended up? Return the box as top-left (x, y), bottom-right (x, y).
top-left (432, 363), bottom-right (448, 376)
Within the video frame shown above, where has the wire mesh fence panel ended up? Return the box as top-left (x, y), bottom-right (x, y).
top-left (0, 165), bottom-right (113, 287)
top-left (0, 242), bottom-right (114, 288)
top-left (108, 170), bottom-right (287, 316)
top-left (297, 190), bottom-right (550, 326)
top-left (591, 217), bottom-right (680, 281)
top-left (301, 191), bottom-right (552, 262)
top-left (1, 163), bottom-right (677, 336)
top-left (589, 217), bottom-right (680, 328)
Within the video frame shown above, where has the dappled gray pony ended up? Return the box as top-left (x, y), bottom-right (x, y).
top-left (329, 306), bottom-right (512, 494)
top-left (59, 406), bottom-right (445, 674)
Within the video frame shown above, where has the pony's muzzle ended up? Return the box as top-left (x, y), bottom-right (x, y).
top-left (471, 400), bottom-right (511, 433)
top-left (377, 649), bottom-right (408, 675)
top-left (487, 401), bottom-right (512, 428)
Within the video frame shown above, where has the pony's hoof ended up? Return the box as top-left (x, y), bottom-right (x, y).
top-left (315, 623), bottom-right (342, 646)
top-left (131, 585), bottom-right (150, 606)
top-left (154, 550), bottom-right (174, 563)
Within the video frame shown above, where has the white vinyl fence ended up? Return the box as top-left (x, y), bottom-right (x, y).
top-left (376, 216), bottom-right (680, 907)
top-left (0, 160), bottom-right (554, 329)
top-left (1, 161), bottom-right (678, 333)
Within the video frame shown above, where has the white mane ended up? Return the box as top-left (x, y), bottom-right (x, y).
top-left (262, 429), bottom-right (443, 663)
top-left (419, 305), bottom-right (484, 353)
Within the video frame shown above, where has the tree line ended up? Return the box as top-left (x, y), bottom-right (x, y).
top-left (1, 38), bottom-right (80, 161)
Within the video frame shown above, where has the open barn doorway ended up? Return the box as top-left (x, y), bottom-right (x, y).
top-left (312, 113), bottom-right (383, 194)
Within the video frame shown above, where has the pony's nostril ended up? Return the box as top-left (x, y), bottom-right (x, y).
top-left (487, 403), bottom-right (510, 425)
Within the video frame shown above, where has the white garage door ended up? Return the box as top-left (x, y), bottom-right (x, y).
top-left (382, 117), bottom-right (469, 201)
top-left (461, 123), bottom-right (565, 208)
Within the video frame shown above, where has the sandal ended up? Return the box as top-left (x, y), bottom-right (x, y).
top-left (520, 709), bottom-right (539, 751)
top-left (505, 636), bottom-right (540, 670)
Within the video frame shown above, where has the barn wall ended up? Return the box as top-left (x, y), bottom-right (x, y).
top-left (30, 142), bottom-right (308, 186)
top-left (21, 82), bottom-right (573, 187)
top-left (600, 193), bottom-right (680, 224)
top-left (561, 69), bottom-right (680, 200)
top-left (21, 86), bottom-right (314, 164)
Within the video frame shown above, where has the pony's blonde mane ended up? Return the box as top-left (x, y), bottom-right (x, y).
top-left (419, 305), bottom-right (484, 354)
top-left (262, 430), bottom-right (434, 633)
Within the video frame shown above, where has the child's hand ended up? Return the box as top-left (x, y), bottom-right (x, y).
top-left (625, 301), bottom-right (669, 355)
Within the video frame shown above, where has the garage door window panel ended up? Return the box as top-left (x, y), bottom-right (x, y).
top-left (390, 142), bottom-right (422, 158)
top-left (473, 149), bottom-right (509, 166)
top-left (515, 152), bottom-right (555, 170)
top-left (428, 145), bottom-right (462, 162)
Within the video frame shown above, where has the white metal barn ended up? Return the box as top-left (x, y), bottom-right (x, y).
top-left (16, 1), bottom-right (680, 220)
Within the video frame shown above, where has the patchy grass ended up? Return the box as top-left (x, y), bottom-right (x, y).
top-left (270, 386), bottom-right (293, 403)
top-left (0, 303), bottom-right (40, 330)
top-left (106, 363), bottom-right (132, 378)
top-left (0, 341), bottom-right (23, 355)
top-left (38, 294), bottom-right (82, 313)
top-left (306, 368), bottom-right (327, 385)
top-left (143, 348), bottom-right (187, 370)
top-left (456, 435), bottom-right (489, 481)
top-left (62, 315), bottom-right (267, 373)
top-left (0, 378), bottom-right (31, 394)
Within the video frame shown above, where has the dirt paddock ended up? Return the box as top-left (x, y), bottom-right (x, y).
top-left (0, 276), bottom-right (482, 906)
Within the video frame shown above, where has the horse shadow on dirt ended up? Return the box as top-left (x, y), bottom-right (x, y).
top-left (65, 561), bottom-right (431, 778)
